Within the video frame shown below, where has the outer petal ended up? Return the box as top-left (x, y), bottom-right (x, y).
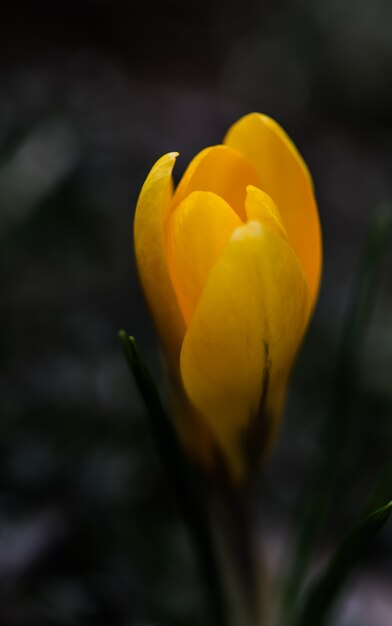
top-left (134, 153), bottom-right (185, 363)
top-left (172, 145), bottom-right (262, 221)
top-left (180, 220), bottom-right (311, 479)
top-left (224, 113), bottom-right (322, 305)
top-left (165, 191), bottom-right (242, 325)
top-left (134, 154), bottom-right (216, 468)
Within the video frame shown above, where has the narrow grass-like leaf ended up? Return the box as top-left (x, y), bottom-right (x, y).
top-left (281, 209), bottom-right (392, 623)
top-left (118, 331), bottom-right (226, 626)
top-left (294, 501), bottom-right (392, 626)
top-left (363, 460), bottom-right (392, 515)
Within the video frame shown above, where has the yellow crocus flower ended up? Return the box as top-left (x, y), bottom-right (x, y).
top-left (134, 113), bottom-right (322, 481)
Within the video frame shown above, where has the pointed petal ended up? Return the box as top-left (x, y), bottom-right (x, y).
top-left (224, 113), bottom-right (322, 304)
top-left (245, 185), bottom-right (288, 240)
top-left (172, 145), bottom-right (262, 221)
top-left (134, 153), bottom-right (185, 363)
top-left (165, 191), bottom-right (242, 324)
top-left (180, 220), bottom-right (311, 479)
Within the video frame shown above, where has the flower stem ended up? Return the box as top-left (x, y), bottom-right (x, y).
top-left (209, 483), bottom-right (266, 626)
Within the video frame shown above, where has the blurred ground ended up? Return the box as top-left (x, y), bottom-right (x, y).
top-left (0, 1), bottom-right (391, 624)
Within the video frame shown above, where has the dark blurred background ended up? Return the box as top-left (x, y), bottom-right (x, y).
top-left (0, 1), bottom-right (391, 624)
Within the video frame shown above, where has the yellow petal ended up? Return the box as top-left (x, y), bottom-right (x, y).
top-left (245, 185), bottom-right (288, 241)
top-left (165, 191), bottom-right (242, 325)
top-left (180, 220), bottom-right (311, 480)
top-left (134, 152), bottom-right (185, 363)
top-left (172, 145), bottom-right (262, 221)
top-left (224, 113), bottom-right (322, 305)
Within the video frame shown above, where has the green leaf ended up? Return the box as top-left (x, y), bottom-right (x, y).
top-left (294, 501), bottom-right (392, 626)
top-left (280, 209), bottom-right (392, 623)
top-left (118, 331), bottom-right (227, 626)
top-left (363, 460), bottom-right (392, 515)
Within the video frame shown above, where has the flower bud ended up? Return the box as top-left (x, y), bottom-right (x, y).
top-left (134, 113), bottom-right (322, 480)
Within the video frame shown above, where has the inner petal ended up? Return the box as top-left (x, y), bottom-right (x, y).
top-left (172, 145), bottom-right (262, 221)
top-left (245, 185), bottom-right (288, 240)
top-left (165, 190), bottom-right (242, 325)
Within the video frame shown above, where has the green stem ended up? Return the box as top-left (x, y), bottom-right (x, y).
top-left (209, 481), bottom-right (266, 626)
